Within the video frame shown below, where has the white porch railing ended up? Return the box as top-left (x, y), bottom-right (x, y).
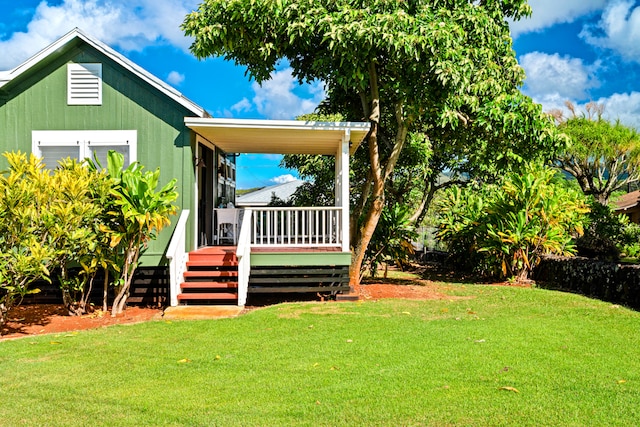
top-left (250, 207), bottom-right (342, 247)
top-left (166, 209), bottom-right (190, 307)
top-left (235, 208), bottom-right (253, 306)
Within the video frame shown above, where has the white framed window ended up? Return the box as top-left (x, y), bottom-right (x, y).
top-left (67, 63), bottom-right (102, 105)
top-left (32, 130), bottom-right (137, 168)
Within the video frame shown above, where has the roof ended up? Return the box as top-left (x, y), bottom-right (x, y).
top-left (236, 179), bottom-right (305, 207)
top-left (615, 190), bottom-right (640, 211)
top-left (0, 28), bottom-right (205, 118)
top-left (185, 118), bottom-right (370, 156)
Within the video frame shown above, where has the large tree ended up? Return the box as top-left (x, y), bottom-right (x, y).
top-left (552, 101), bottom-right (640, 206)
top-left (183, 0), bottom-right (560, 284)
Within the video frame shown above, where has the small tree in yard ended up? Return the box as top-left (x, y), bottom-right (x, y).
top-left (104, 152), bottom-right (178, 316)
top-left (0, 153), bottom-right (54, 328)
top-left (553, 101), bottom-right (640, 206)
top-left (437, 163), bottom-right (589, 282)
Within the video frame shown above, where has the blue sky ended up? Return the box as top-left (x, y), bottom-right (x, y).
top-left (1, 0), bottom-right (640, 188)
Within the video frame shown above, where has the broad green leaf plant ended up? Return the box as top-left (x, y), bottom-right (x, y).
top-left (437, 163), bottom-right (589, 282)
top-left (363, 203), bottom-right (418, 280)
top-left (104, 151), bottom-right (178, 316)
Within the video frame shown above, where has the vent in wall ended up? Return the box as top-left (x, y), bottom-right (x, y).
top-left (67, 63), bottom-right (102, 105)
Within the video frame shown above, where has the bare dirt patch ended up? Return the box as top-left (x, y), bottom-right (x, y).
top-left (1, 305), bottom-right (163, 340)
top-left (359, 279), bottom-right (454, 301)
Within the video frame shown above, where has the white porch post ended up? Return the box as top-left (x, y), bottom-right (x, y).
top-left (336, 130), bottom-right (351, 252)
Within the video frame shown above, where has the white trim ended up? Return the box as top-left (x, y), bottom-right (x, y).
top-left (32, 130), bottom-right (137, 166)
top-left (167, 209), bottom-right (190, 307)
top-left (337, 132), bottom-right (351, 252)
top-left (184, 117), bottom-right (370, 135)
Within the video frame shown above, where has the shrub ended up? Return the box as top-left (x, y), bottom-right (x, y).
top-left (0, 150), bottom-right (178, 328)
top-left (100, 151), bottom-right (178, 316)
top-left (574, 200), bottom-right (627, 259)
top-left (437, 163), bottom-right (589, 282)
top-left (0, 153), bottom-right (55, 326)
top-left (364, 203), bottom-right (418, 278)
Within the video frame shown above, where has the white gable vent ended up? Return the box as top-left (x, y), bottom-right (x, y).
top-left (67, 63), bottom-right (102, 105)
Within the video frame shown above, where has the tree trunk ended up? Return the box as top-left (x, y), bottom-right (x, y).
top-left (350, 63), bottom-right (383, 288)
top-left (0, 302), bottom-right (7, 330)
top-left (111, 246), bottom-right (139, 316)
top-left (103, 268), bottom-right (109, 312)
top-left (79, 274), bottom-right (95, 314)
top-left (594, 192), bottom-right (609, 206)
top-left (349, 63), bottom-right (411, 287)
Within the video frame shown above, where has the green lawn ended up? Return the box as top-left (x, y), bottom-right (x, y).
top-left (1, 284), bottom-right (639, 426)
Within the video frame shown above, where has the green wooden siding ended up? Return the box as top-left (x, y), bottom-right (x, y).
top-left (0, 44), bottom-right (199, 265)
top-left (249, 252), bottom-right (352, 267)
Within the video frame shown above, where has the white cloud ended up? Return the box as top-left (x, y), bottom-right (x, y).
top-left (510, 0), bottom-right (607, 37)
top-left (230, 97), bottom-right (252, 114)
top-left (519, 52), bottom-right (600, 108)
top-left (580, 1), bottom-right (640, 62)
top-left (593, 92), bottom-right (640, 130)
top-left (271, 174), bottom-right (297, 184)
top-left (166, 71), bottom-right (185, 86)
top-left (0, 0), bottom-right (199, 70)
top-left (252, 68), bottom-right (325, 120)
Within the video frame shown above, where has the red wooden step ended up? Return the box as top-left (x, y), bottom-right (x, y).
top-left (177, 292), bottom-right (237, 301)
top-left (191, 246), bottom-right (236, 254)
top-left (189, 252), bottom-right (237, 259)
top-left (181, 282), bottom-right (238, 289)
top-left (186, 260), bottom-right (239, 268)
top-left (184, 270), bottom-right (238, 278)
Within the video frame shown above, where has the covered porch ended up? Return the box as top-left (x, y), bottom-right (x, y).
top-left (167, 118), bottom-right (370, 307)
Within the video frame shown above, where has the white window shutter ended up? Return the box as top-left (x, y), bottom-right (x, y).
top-left (67, 63), bottom-right (102, 105)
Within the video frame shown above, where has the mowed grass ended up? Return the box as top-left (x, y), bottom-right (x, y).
top-left (1, 284), bottom-right (640, 426)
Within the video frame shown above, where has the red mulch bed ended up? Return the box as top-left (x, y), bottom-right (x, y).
top-left (1, 305), bottom-right (163, 340)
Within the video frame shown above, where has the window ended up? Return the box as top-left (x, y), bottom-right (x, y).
top-left (32, 130), bottom-right (137, 168)
top-left (67, 63), bottom-right (102, 105)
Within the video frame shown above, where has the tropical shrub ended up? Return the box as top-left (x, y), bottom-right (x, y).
top-left (619, 222), bottom-right (640, 260)
top-left (574, 200), bottom-right (627, 260)
top-left (437, 163), bottom-right (589, 282)
top-left (0, 150), bottom-right (178, 328)
top-left (434, 184), bottom-right (492, 275)
top-left (0, 153), bottom-right (55, 326)
top-left (50, 158), bottom-right (110, 315)
top-left (102, 151), bottom-right (178, 316)
top-left (363, 203), bottom-right (418, 279)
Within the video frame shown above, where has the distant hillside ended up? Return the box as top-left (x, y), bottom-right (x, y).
top-left (237, 187), bottom-right (264, 196)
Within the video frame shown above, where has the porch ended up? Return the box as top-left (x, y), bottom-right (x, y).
top-left (166, 207), bottom-right (352, 306)
top-left (168, 118), bottom-right (370, 307)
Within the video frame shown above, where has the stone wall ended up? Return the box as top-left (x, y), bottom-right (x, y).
top-left (533, 256), bottom-right (640, 309)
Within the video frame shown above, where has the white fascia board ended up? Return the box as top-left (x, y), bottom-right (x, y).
top-left (185, 117), bottom-right (370, 132)
top-left (0, 72), bottom-right (9, 88)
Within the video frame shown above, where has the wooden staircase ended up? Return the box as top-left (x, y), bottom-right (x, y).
top-left (177, 247), bottom-right (239, 305)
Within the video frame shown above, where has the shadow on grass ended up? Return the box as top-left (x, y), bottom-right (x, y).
top-left (364, 261), bottom-right (509, 287)
top-left (1, 304), bottom-right (62, 336)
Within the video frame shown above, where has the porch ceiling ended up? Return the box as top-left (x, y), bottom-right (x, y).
top-left (185, 118), bottom-right (370, 156)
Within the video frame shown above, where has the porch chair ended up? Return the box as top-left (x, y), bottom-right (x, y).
top-left (215, 208), bottom-right (239, 245)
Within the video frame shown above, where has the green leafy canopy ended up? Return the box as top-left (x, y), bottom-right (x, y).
top-left (184, 0), bottom-right (533, 124)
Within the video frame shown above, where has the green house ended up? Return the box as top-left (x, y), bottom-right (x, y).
top-left (0, 29), bottom-right (369, 307)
